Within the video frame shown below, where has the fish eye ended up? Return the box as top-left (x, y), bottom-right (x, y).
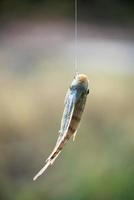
top-left (87, 89), bottom-right (89, 94)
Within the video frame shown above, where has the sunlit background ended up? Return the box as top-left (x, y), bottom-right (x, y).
top-left (0, 0), bottom-right (134, 200)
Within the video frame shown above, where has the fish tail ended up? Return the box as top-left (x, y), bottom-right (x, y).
top-left (33, 159), bottom-right (51, 181)
top-left (33, 145), bottom-right (63, 181)
top-left (73, 130), bottom-right (77, 141)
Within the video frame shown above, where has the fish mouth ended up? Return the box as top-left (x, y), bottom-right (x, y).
top-left (76, 74), bottom-right (89, 83)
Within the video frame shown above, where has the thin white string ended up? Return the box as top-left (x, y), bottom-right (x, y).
top-left (75, 0), bottom-right (78, 75)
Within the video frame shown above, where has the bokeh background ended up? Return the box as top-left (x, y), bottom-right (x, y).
top-left (0, 0), bottom-right (134, 200)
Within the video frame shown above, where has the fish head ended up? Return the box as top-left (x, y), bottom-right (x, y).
top-left (70, 74), bottom-right (89, 103)
top-left (71, 74), bottom-right (89, 91)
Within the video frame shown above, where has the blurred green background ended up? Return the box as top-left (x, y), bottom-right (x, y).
top-left (0, 1), bottom-right (134, 200)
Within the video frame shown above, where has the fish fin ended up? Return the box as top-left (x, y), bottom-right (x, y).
top-left (56, 130), bottom-right (62, 146)
top-left (58, 104), bottom-right (75, 145)
top-left (57, 94), bottom-right (75, 145)
top-left (64, 89), bottom-right (70, 105)
top-left (33, 137), bottom-right (64, 181)
top-left (33, 159), bottom-right (51, 181)
top-left (33, 148), bottom-right (61, 181)
top-left (73, 130), bottom-right (77, 142)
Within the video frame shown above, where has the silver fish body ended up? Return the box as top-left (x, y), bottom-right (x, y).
top-left (33, 74), bottom-right (89, 180)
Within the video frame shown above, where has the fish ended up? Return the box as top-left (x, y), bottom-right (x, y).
top-left (33, 74), bottom-right (89, 181)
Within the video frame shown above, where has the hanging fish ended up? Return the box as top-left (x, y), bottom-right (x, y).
top-left (33, 74), bottom-right (89, 181)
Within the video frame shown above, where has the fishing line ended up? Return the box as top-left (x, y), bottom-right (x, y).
top-left (74, 0), bottom-right (78, 75)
